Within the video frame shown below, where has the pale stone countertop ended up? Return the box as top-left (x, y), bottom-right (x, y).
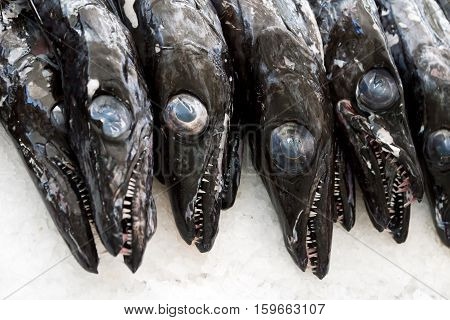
top-left (0, 126), bottom-right (449, 300)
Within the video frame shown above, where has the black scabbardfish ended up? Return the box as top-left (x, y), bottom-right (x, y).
top-left (0, 3), bottom-right (98, 272)
top-left (308, 0), bottom-right (424, 243)
top-left (377, 0), bottom-right (449, 246)
top-left (29, 0), bottom-right (156, 272)
top-left (213, 0), bottom-right (337, 279)
top-left (114, 0), bottom-right (234, 253)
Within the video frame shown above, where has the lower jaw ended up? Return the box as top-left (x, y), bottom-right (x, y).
top-left (388, 205), bottom-right (410, 243)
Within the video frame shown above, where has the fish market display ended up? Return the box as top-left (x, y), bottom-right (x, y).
top-left (0, 0), bottom-right (448, 277)
top-left (114, 0), bottom-right (234, 253)
top-left (29, 0), bottom-right (156, 272)
top-left (0, 3), bottom-right (98, 273)
top-left (213, 0), bottom-right (337, 279)
top-left (308, 0), bottom-right (424, 243)
top-left (376, 0), bottom-right (449, 246)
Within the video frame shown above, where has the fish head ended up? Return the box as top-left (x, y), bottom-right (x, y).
top-left (85, 92), bottom-right (153, 270)
top-left (69, 5), bottom-right (155, 271)
top-left (425, 129), bottom-right (450, 242)
top-left (258, 117), bottom-right (334, 279)
top-left (416, 45), bottom-right (450, 244)
top-left (159, 93), bottom-right (229, 253)
top-left (248, 27), bottom-right (335, 278)
top-left (0, 20), bottom-right (98, 272)
top-left (147, 3), bottom-right (233, 253)
top-left (328, 11), bottom-right (423, 242)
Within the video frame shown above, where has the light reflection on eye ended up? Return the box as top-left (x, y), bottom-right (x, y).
top-left (163, 94), bottom-right (208, 136)
top-left (426, 129), bottom-right (450, 168)
top-left (50, 103), bottom-right (67, 133)
top-left (356, 69), bottom-right (400, 111)
top-left (89, 95), bottom-right (132, 140)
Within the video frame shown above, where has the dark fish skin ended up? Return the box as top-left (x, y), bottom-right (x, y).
top-left (213, 0), bottom-right (336, 279)
top-left (29, 0), bottom-right (156, 272)
top-left (308, 0), bottom-right (424, 243)
top-left (114, 0), bottom-right (233, 253)
top-left (377, 0), bottom-right (450, 246)
top-left (437, 0), bottom-right (450, 20)
top-left (0, 5), bottom-right (98, 273)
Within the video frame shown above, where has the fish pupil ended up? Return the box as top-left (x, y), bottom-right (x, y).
top-left (175, 100), bottom-right (197, 123)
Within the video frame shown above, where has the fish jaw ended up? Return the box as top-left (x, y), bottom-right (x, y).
top-left (261, 141), bottom-right (334, 280)
top-left (29, 1), bottom-right (157, 264)
top-left (332, 141), bottom-right (356, 232)
top-left (0, 10), bottom-right (99, 272)
top-left (336, 100), bottom-right (424, 241)
top-left (158, 108), bottom-right (229, 253)
top-left (120, 136), bottom-right (156, 272)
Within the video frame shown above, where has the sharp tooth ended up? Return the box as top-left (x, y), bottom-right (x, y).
top-left (198, 189), bottom-right (206, 194)
top-left (123, 208), bottom-right (131, 213)
top-left (124, 200), bottom-right (131, 206)
top-left (202, 178), bottom-right (209, 183)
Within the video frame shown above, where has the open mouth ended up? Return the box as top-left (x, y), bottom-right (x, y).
top-left (332, 143), bottom-right (356, 231)
top-left (192, 164), bottom-right (212, 245)
top-left (120, 154), bottom-right (144, 257)
top-left (187, 137), bottom-right (225, 252)
top-left (192, 155), bottom-right (220, 248)
top-left (333, 157), bottom-right (345, 225)
top-left (306, 176), bottom-right (324, 274)
top-left (337, 100), bottom-right (421, 240)
top-left (54, 159), bottom-right (94, 224)
top-left (365, 135), bottom-right (415, 239)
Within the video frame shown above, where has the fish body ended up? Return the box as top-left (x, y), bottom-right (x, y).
top-left (0, 3), bottom-right (98, 272)
top-left (377, 0), bottom-right (450, 245)
top-left (29, 0), bottom-right (156, 271)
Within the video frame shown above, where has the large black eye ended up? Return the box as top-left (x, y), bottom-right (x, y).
top-left (163, 94), bottom-right (208, 136)
top-left (89, 95), bottom-right (132, 140)
top-left (270, 123), bottom-right (315, 174)
top-left (356, 69), bottom-right (400, 110)
top-left (426, 129), bottom-right (450, 168)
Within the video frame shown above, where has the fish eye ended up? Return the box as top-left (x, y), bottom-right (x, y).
top-left (50, 103), bottom-right (67, 133)
top-left (88, 95), bottom-right (132, 140)
top-left (356, 69), bottom-right (400, 111)
top-left (270, 123), bottom-right (316, 174)
top-left (426, 129), bottom-right (450, 168)
top-left (163, 94), bottom-right (208, 136)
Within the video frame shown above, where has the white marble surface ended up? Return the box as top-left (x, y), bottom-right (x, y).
top-left (0, 126), bottom-right (449, 300)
